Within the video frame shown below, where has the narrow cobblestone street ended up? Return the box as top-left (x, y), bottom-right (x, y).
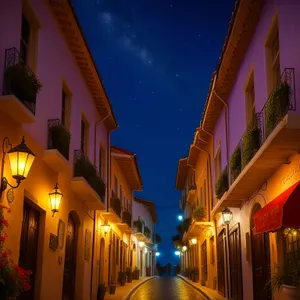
top-left (129, 277), bottom-right (206, 300)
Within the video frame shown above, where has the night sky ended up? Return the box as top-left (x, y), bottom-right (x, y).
top-left (73, 0), bottom-right (236, 267)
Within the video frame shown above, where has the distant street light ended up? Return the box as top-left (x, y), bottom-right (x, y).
top-left (175, 251), bottom-right (180, 256)
top-left (156, 252), bottom-right (160, 257)
top-left (177, 215), bottom-right (183, 221)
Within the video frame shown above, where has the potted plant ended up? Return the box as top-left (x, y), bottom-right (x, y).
top-left (97, 284), bottom-right (106, 300)
top-left (269, 256), bottom-right (300, 299)
top-left (192, 267), bottom-right (199, 282)
top-left (0, 205), bottom-right (32, 299)
top-left (109, 282), bottom-right (116, 294)
top-left (118, 271), bottom-right (127, 286)
top-left (126, 267), bottom-right (133, 283)
top-left (192, 206), bottom-right (206, 222)
top-left (133, 266), bottom-right (140, 280)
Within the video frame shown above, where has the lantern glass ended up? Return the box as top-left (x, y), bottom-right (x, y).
top-left (103, 225), bottom-right (110, 234)
top-left (139, 241), bottom-right (145, 248)
top-left (49, 184), bottom-right (63, 214)
top-left (8, 137), bottom-right (35, 181)
top-left (191, 238), bottom-right (197, 245)
top-left (182, 246), bottom-right (187, 252)
top-left (222, 207), bottom-right (233, 225)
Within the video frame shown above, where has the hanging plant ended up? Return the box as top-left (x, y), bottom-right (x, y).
top-left (0, 205), bottom-right (32, 299)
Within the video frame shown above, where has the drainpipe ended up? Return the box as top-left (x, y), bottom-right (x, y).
top-left (212, 90), bottom-right (230, 186)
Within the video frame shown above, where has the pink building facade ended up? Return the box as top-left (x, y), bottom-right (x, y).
top-left (0, 0), bottom-right (117, 299)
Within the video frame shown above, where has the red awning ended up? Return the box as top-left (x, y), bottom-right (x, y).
top-left (253, 181), bottom-right (300, 234)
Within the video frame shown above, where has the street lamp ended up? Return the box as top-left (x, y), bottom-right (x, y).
top-left (175, 251), bottom-right (180, 256)
top-left (101, 220), bottom-right (110, 236)
top-left (177, 215), bottom-right (183, 221)
top-left (182, 246), bottom-right (187, 252)
top-left (139, 241), bottom-right (145, 248)
top-left (155, 252), bottom-right (160, 257)
top-left (222, 207), bottom-right (233, 225)
top-left (49, 183), bottom-right (63, 217)
top-left (191, 238), bottom-right (197, 245)
top-left (0, 136), bottom-right (35, 202)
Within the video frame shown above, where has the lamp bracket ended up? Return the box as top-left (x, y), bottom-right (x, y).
top-left (0, 177), bottom-right (20, 203)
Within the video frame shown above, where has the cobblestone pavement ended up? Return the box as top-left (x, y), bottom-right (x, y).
top-left (129, 277), bottom-right (206, 300)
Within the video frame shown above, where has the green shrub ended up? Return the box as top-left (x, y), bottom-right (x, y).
top-left (215, 168), bottom-right (229, 199)
top-left (133, 220), bottom-right (142, 232)
top-left (49, 123), bottom-right (71, 160)
top-left (265, 81), bottom-right (290, 137)
top-left (192, 206), bottom-right (206, 221)
top-left (181, 218), bottom-right (191, 233)
top-left (230, 146), bottom-right (241, 183)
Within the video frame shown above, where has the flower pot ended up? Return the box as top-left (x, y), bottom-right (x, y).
top-left (120, 279), bottom-right (126, 286)
top-left (282, 285), bottom-right (300, 300)
top-left (97, 284), bottom-right (106, 300)
top-left (127, 273), bottom-right (132, 283)
top-left (109, 285), bottom-right (116, 294)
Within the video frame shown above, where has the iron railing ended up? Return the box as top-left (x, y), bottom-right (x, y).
top-left (228, 68), bottom-right (296, 186)
top-left (122, 210), bottom-right (132, 228)
top-left (47, 119), bottom-right (71, 160)
top-left (144, 226), bottom-right (151, 239)
top-left (110, 190), bottom-right (121, 218)
top-left (73, 150), bottom-right (106, 202)
top-left (2, 47), bottom-right (37, 114)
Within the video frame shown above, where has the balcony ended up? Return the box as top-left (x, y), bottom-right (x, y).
top-left (133, 220), bottom-right (153, 244)
top-left (183, 207), bottom-right (212, 241)
top-left (101, 191), bottom-right (122, 223)
top-left (43, 119), bottom-right (71, 173)
top-left (0, 47), bottom-right (41, 124)
top-left (71, 150), bottom-right (106, 209)
top-left (117, 210), bottom-right (133, 234)
top-left (186, 184), bottom-right (197, 204)
top-left (213, 68), bottom-right (300, 213)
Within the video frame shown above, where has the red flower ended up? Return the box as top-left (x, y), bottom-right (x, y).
top-left (1, 219), bottom-right (9, 227)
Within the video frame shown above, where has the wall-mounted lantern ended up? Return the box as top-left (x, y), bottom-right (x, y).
top-left (191, 238), bottom-right (197, 245)
top-left (222, 207), bottom-right (233, 225)
top-left (49, 183), bottom-right (63, 217)
top-left (182, 245), bottom-right (187, 252)
top-left (102, 220), bottom-right (110, 236)
top-left (139, 241), bottom-right (145, 248)
top-left (0, 136), bottom-right (35, 203)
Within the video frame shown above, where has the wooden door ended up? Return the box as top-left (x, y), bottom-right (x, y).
top-left (251, 204), bottom-right (271, 300)
top-left (217, 230), bottom-right (226, 296)
top-left (62, 215), bottom-right (77, 300)
top-left (251, 230), bottom-right (271, 300)
top-left (18, 202), bottom-right (39, 300)
top-left (229, 224), bottom-right (243, 300)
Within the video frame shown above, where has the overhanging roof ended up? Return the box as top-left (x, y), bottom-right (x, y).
top-left (200, 0), bottom-right (263, 133)
top-left (134, 196), bottom-right (157, 223)
top-left (48, 0), bottom-right (118, 131)
top-left (111, 146), bottom-right (143, 191)
top-left (175, 157), bottom-right (189, 190)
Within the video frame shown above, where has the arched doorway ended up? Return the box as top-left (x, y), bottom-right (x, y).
top-left (251, 203), bottom-right (272, 300)
top-left (99, 238), bottom-right (105, 284)
top-left (62, 213), bottom-right (78, 300)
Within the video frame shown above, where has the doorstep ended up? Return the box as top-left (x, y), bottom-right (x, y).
top-left (104, 276), bottom-right (155, 300)
top-left (177, 275), bottom-right (227, 300)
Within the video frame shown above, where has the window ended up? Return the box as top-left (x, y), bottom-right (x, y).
top-left (210, 237), bottom-right (215, 265)
top-left (201, 241), bottom-right (208, 282)
top-left (245, 70), bottom-right (255, 126)
top-left (200, 186), bottom-right (204, 207)
top-left (80, 117), bottom-right (89, 154)
top-left (214, 147), bottom-right (222, 182)
top-left (99, 145), bottom-right (106, 179)
top-left (203, 179), bottom-right (207, 207)
top-left (265, 15), bottom-right (280, 93)
top-left (284, 229), bottom-right (300, 274)
top-left (20, 14), bottom-right (30, 63)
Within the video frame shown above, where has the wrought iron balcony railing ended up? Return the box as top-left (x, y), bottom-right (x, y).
top-left (216, 68), bottom-right (296, 199)
top-left (2, 47), bottom-right (40, 115)
top-left (110, 191), bottom-right (121, 218)
top-left (73, 150), bottom-right (106, 201)
top-left (122, 210), bottom-right (132, 228)
top-left (47, 119), bottom-right (71, 160)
